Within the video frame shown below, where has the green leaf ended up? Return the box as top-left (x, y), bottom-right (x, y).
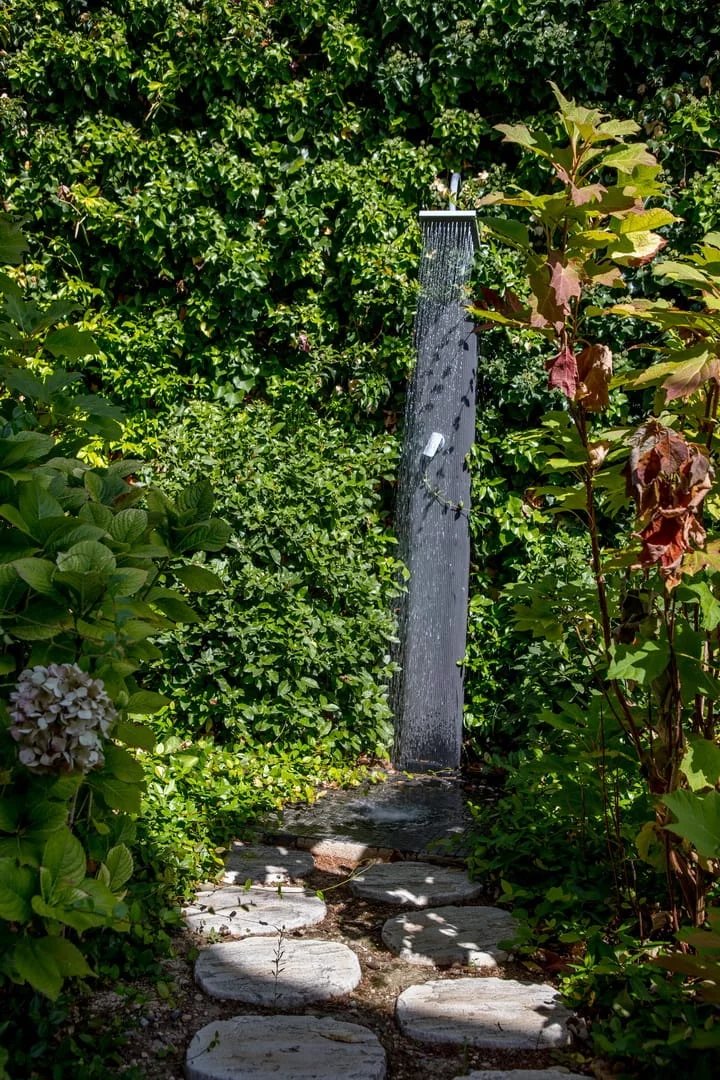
top-left (126, 690), bottom-right (171, 715)
top-left (175, 518), bottom-right (231, 553)
top-left (494, 122), bottom-right (553, 158)
top-left (680, 581), bottom-right (720, 630)
top-left (662, 789), bottom-right (720, 858)
top-left (109, 509), bottom-right (148, 544)
top-left (661, 349), bottom-right (720, 401)
top-left (654, 261), bottom-right (711, 286)
top-left (113, 720), bottom-right (156, 751)
top-left (151, 594), bottom-right (201, 622)
top-left (606, 230), bottom-right (665, 265)
top-left (41, 937), bottom-right (93, 978)
top-left (107, 567), bottom-right (148, 597)
top-left (11, 558), bottom-right (57, 597)
top-left (176, 480), bottom-right (214, 520)
top-left (616, 208), bottom-right (675, 234)
top-left (0, 859), bottom-right (36, 920)
top-left (56, 540), bottom-right (116, 576)
top-left (44, 327), bottom-right (98, 360)
top-left (0, 215), bottom-right (29, 264)
top-left (173, 565), bottom-right (223, 592)
top-left (0, 431), bottom-right (55, 468)
top-left (18, 480), bottom-right (64, 526)
top-left (607, 640), bottom-right (669, 683)
top-left (42, 828), bottom-right (87, 892)
top-left (103, 744), bottom-right (145, 784)
top-left (12, 939), bottom-right (63, 999)
top-left (600, 143), bottom-right (657, 171)
top-left (477, 216), bottom-right (529, 250)
top-left (89, 775), bottom-right (142, 813)
top-left (31, 894), bottom-right (107, 933)
top-left (102, 844), bottom-right (133, 892)
top-left (682, 736), bottom-right (720, 792)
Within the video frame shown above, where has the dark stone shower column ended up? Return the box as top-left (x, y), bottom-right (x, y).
top-left (393, 213), bottom-right (478, 772)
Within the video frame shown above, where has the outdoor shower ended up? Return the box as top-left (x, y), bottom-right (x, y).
top-left (393, 186), bottom-right (479, 772)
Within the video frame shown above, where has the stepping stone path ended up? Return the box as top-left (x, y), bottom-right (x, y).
top-left (183, 844), bottom-right (581, 1078)
top-left (349, 859), bottom-right (485, 906)
top-left (183, 884), bottom-right (326, 936)
top-left (382, 905), bottom-right (518, 967)
top-left (195, 937), bottom-right (361, 1006)
top-left (186, 1016), bottom-right (387, 1079)
top-left (396, 978), bottom-right (572, 1049)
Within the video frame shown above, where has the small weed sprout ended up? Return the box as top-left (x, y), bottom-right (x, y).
top-left (271, 924), bottom-right (288, 1003)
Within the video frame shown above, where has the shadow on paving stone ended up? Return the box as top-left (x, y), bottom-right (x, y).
top-left (261, 772), bottom-right (489, 864)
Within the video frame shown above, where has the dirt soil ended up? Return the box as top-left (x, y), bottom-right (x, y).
top-left (70, 854), bottom-right (594, 1079)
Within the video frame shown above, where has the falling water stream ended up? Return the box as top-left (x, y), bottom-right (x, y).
top-left (393, 215), bottom-right (478, 771)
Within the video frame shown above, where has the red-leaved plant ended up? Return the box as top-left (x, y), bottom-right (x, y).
top-left (472, 85), bottom-right (720, 933)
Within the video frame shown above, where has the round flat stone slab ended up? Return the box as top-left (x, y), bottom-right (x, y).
top-left (223, 843), bottom-right (315, 885)
top-left (195, 937), bottom-right (361, 1005)
top-left (454, 1073), bottom-right (588, 1080)
top-left (349, 861), bottom-right (483, 907)
top-left (184, 885), bottom-right (326, 937)
top-left (185, 1015), bottom-right (386, 1080)
top-left (382, 905), bottom-right (517, 967)
top-left (396, 977), bottom-right (572, 1049)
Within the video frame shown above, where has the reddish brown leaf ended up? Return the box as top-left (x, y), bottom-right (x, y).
top-left (478, 286), bottom-right (504, 309)
top-left (477, 286), bottom-right (525, 317)
top-left (637, 510), bottom-right (707, 582)
top-left (627, 421), bottom-right (690, 513)
top-left (528, 262), bottom-right (565, 332)
top-left (627, 421), bottom-right (714, 583)
top-left (546, 344), bottom-right (578, 398)
top-left (548, 252), bottom-right (582, 311)
top-left (570, 183), bottom-right (607, 206)
top-left (576, 344), bottom-right (612, 410)
top-left (638, 513), bottom-right (689, 571)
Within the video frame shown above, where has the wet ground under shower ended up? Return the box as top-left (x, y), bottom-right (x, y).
top-left (261, 771), bottom-right (490, 864)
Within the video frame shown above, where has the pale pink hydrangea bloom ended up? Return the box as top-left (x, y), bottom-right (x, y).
top-left (9, 663), bottom-right (117, 774)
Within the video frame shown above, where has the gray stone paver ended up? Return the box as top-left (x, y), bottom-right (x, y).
top-left (195, 936), bottom-right (361, 1005)
top-left (396, 977), bottom-right (572, 1049)
top-left (349, 860), bottom-right (484, 907)
top-left (223, 842), bottom-right (314, 885)
top-left (183, 884), bottom-right (326, 937)
top-left (185, 1015), bottom-right (386, 1080)
top-left (381, 905), bottom-right (518, 967)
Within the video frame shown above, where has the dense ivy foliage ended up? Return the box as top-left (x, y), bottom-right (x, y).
top-left (2, 1), bottom-right (720, 1076)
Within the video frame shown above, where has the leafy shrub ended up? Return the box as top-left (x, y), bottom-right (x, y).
top-left (147, 399), bottom-right (401, 759)
top-left (0, 230), bottom-right (229, 1013)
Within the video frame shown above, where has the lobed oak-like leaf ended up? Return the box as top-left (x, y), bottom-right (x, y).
top-left (601, 142), bottom-right (658, 172)
top-left (494, 123), bottom-right (553, 158)
top-left (616, 208), bottom-right (676, 234)
top-left (606, 230), bottom-right (667, 266)
top-left (661, 347), bottom-right (720, 401)
top-left (548, 253), bottom-right (582, 311)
